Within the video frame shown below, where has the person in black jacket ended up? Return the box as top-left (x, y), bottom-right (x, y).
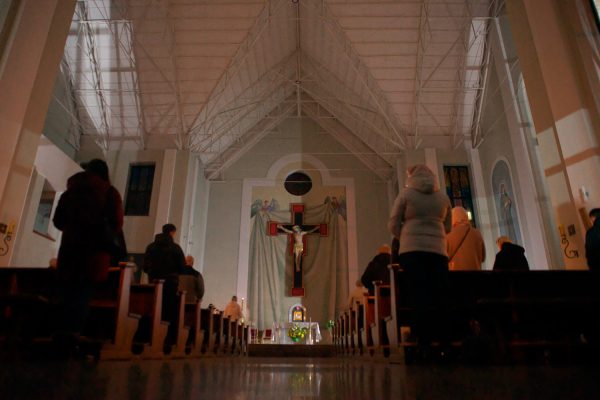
top-left (143, 223), bottom-right (186, 346)
top-left (585, 208), bottom-right (600, 271)
top-left (361, 244), bottom-right (392, 294)
top-left (492, 236), bottom-right (530, 271)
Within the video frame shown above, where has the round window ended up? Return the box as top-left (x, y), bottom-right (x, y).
top-left (284, 171), bottom-right (312, 196)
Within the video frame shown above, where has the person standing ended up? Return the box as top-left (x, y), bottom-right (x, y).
top-left (585, 208), bottom-right (600, 271)
top-left (388, 164), bottom-right (452, 359)
top-left (143, 223), bottom-right (186, 345)
top-left (223, 295), bottom-right (243, 321)
top-left (53, 159), bottom-right (125, 353)
top-left (446, 206), bottom-right (486, 271)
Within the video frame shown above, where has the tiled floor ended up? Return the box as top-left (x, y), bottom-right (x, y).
top-left (1, 357), bottom-right (599, 399)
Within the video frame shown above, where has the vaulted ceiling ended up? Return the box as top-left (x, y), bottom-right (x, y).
top-left (59, 0), bottom-right (499, 180)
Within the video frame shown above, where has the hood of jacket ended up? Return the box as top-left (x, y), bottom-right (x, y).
top-left (153, 233), bottom-right (174, 247)
top-left (406, 164), bottom-right (437, 194)
top-left (452, 206), bottom-right (469, 226)
top-left (501, 242), bottom-right (525, 255)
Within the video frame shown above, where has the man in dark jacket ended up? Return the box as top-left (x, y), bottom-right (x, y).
top-left (585, 208), bottom-right (600, 271)
top-left (361, 244), bottom-right (392, 294)
top-left (493, 236), bottom-right (530, 271)
top-left (143, 223), bottom-right (186, 346)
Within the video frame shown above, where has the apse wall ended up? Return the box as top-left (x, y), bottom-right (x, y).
top-left (201, 117), bottom-right (390, 310)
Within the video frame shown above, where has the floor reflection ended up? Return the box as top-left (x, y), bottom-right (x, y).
top-left (1, 357), bottom-right (599, 399)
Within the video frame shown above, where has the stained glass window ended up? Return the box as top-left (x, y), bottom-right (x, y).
top-left (443, 165), bottom-right (476, 226)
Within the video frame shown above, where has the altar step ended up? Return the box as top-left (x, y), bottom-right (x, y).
top-left (247, 344), bottom-right (336, 358)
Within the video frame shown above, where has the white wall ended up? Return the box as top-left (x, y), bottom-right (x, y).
top-left (201, 117), bottom-right (390, 310)
top-left (11, 137), bottom-right (81, 266)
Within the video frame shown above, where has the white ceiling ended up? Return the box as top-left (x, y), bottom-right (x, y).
top-left (60, 0), bottom-right (499, 180)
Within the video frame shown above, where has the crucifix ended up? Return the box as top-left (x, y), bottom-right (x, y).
top-left (267, 204), bottom-right (327, 297)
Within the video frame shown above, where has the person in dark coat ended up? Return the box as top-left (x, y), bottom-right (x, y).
top-left (492, 236), bottom-right (530, 271)
top-left (180, 255), bottom-right (205, 302)
top-left (361, 244), bottom-right (392, 294)
top-left (143, 223), bottom-right (186, 346)
top-left (53, 159), bottom-right (125, 347)
top-left (585, 208), bottom-right (600, 271)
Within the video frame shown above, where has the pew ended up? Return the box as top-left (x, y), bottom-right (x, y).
top-left (0, 268), bottom-right (58, 354)
top-left (0, 264), bottom-right (139, 360)
top-left (129, 280), bottom-right (170, 358)
top-left (87, 263), bottom-right (140, 360)
top-left (200, 306), bottom-right (216, 355)
top-left (385, 267), bottom-right (600, 364)
top-left (168, 291), bottom-right (191, 358)
top-left (370, 281), bottom-right (391, 357)
top-left (352, 302), bottom-right (364, 355)
top-left (361, 295), bottom-right (376, 356)
top-left (179, 275), bottom-right (203, 356)
top-left (183, 299), bottom-right (203, 356)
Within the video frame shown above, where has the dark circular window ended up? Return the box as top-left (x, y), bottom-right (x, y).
top-left (284, 171), bottom-right (312, 196)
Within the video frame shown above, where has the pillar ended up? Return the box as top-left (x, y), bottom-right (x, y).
top-left (506, 0), bottom-right (600, 269)
top-left (0, 0), bottom-right (77, 265)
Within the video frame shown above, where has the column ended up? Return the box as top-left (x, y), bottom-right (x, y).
top-left (0, 0), bottom-right (77, 265)
top-left (506, 0), bottom-right (600, 269)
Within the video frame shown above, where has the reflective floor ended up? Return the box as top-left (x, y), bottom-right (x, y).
top-left (1, 357), bottom-right (599, 399)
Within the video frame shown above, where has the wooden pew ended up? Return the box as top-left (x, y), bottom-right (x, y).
top-left (370, 281), bottom-right (391, 357)
top-left (0, 268), bottom-right (58, 352)
top-left (352, 302), bottom-right (364, 355)
top-left (183, 299), bottom-right (203, 356)
top-left (385, 269), bottom-right (600, 364)
top-left (168, 291), bottom-right (191, 358)
top-left (88, 263), bottom-right (140, 360)
top-left (361, 295), bottom-right (375, 356)
top-left (212, 311), bottom-right (225, 354)
top-left (178, 274), bottom-right (203, 356)
top-left (200, 306), bottom-right (216, 355)
top-left (129, 280), bottom-right (170, 358)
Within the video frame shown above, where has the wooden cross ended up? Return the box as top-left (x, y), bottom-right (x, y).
top-left (267, 204), bottom-right (327, 297)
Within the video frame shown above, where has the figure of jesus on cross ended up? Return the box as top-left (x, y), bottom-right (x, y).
top-left (267, 204), bottom-right (327, 297)
top-left (276, 224), bottom-right (320, 272)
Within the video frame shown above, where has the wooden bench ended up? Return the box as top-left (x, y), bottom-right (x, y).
top-left (361, 295), bottom-right (375, 356)
top-left (370, 281), bottom-right (391, 357)
top-left (87, 263), bottom-right (140, 359)
top-left (386, 267), bottom-right (600, 364)
top-left (0, 267), bottom-right (58, 355)
top-left (129, 281), bottom-right (170, 358)
top-left (183, 299), bottom-right (203, 356)
top-left (200, 305), bottom-right (216, 355)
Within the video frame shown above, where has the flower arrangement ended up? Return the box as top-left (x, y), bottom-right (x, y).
top-left (287, 323), bottom-right (308, 342)
top-left (326, 319), bottom-right (335, 330)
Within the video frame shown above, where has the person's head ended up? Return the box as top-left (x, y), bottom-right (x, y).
top-left (293, 225), bottom-right (301, 233)
top-left (83, 159), bottom-right (110, 182)
top-left (451, 206), bottom-right (469, 227)
top-left (378, 244), bottom-right (391, 255)
top-left (496, 236), bottom-right (512, 251)
top-left (185, 255), bottom-right (194, 267)
top-left (231, 295), bottom-right (238, 302)
top-left (406, 164), bottom-right (437, 193)
top-left (162, 223), bottom-right (177, 238)
top-left (589, 208), bottom-right (600, 224)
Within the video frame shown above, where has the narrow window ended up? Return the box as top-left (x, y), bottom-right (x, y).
top-left (443, 165), bottom-right (476, 226)
top-left (125, 164), bottom-right (155, 216)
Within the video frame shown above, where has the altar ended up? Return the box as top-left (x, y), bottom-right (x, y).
top-left (272, 321), bottom-right (322, 345)
top-left (268, 303), bottom-right (322, 345)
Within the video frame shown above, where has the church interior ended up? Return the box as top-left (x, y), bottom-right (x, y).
top-left (2, 0), bottom-right (600, 398)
